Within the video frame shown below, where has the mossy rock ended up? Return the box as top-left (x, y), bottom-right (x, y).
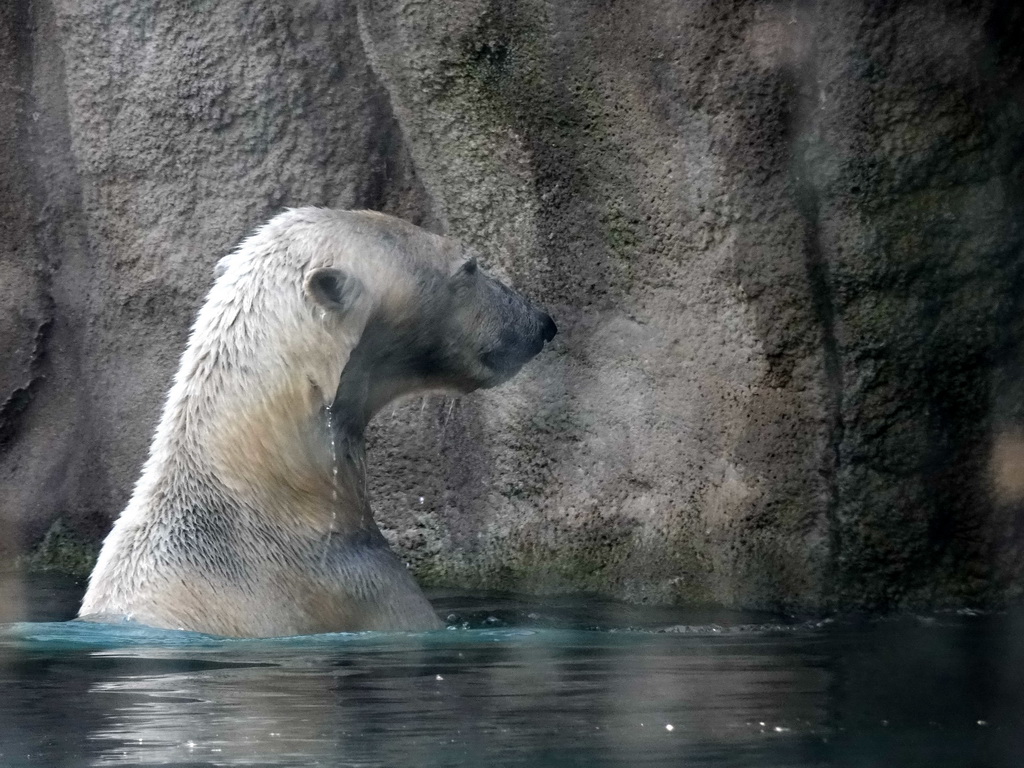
top-left (24, 519), bottom-right (99, 578)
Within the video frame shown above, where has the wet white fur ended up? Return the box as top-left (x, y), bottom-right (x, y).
top-left (79, 209), bottom-right (458, 636)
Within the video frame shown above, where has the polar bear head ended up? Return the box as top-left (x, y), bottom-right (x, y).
top-left (191, 208), bottom-right (555, 457)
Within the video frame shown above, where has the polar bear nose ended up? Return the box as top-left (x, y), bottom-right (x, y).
top-left (539, 312), bottom-right (557, 343)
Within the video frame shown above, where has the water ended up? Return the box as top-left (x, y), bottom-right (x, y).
top-left (0, 576), bottom-right (1021, 768)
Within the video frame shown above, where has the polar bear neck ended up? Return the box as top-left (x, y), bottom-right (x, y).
top-left (133, 264), bottom-right (376, 539)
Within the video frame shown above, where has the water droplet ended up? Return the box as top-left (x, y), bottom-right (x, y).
top-left (322, 408), bottom-right (338, 567)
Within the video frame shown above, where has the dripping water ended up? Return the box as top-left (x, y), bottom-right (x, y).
top-left (441, 397), bottom-right (457, 438)
top-left (322, 406), bottom-right (338, 568)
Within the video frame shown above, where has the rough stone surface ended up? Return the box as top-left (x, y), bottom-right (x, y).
top-left (1, 0), bottom-right (1022, 611)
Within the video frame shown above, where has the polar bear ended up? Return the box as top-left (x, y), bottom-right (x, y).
top-left (78, 208), bottom-right (556, 637)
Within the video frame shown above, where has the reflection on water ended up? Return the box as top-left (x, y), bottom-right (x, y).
top-left (0, 576), bottom-right (1021, 767)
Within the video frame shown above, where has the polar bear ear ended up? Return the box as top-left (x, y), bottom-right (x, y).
top-left (304, 267), bottom-right (364, 315)
top-left (213, 256), bottom-right (231, 280)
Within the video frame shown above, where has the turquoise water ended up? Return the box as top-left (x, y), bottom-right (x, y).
top-left (0, 577), bottom-right (1020, 767)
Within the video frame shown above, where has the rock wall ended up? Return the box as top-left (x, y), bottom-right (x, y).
top-left (1, 0), bottom-right (1022, 611)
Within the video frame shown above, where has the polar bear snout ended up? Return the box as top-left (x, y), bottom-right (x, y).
top-left (479, 308), bottom-right (557, 381)
top-left (539, 312), bottom-right (558, 344)
top-left (527, 310), bottom-right (557, 357)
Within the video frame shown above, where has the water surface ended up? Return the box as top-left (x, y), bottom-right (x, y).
top-left (0, 576), bottom-right (1020, 767)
